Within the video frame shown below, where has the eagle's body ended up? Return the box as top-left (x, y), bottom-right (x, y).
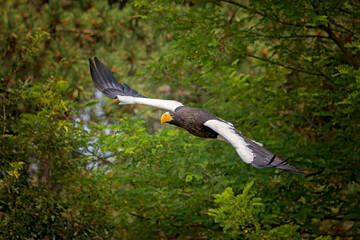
top-left (168, 106), bottom-right (219, 138)
top-left (89, 57), bottom-right (305, 175)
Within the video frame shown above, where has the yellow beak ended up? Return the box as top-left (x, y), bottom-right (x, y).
top-left (160, 112), bottom-right (173, 124)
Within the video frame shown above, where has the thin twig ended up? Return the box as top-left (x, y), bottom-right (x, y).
top-left (201, 170), bottom-right (227, 188)
top-left (228, 6), bottom-right (240, 24)
top-left (328, 19), bottom-right (354, 36)
top-left (319, 25), bottom-right (360, 68)
top-left (245, 53), bottom-right (326, 77)
top-left (248, 31), bottom-right (330, 39)
top-left (1, 77), bottom-right (11, 137)
top-left (220, 0), bottom-right (356, 40)
top-left (221, 0), bottom-right (359, 68)
top-left (217, 33), bottom-right (330, 79)
top-left (2, 104), bottom-right (6, 136)
top-left (219, 0), bottom-right (309, 28)
top-left (86, 148), bottom-right (115, 166)
top-left (57, 28), bottom-right (95, 35)
top-left (337, 7), bottom-right (352, 15)
top-left (218, 33), bottom-right (233, 42)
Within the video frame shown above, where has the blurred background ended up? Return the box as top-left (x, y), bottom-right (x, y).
top-left (0, 0), bottom-right (359, 239)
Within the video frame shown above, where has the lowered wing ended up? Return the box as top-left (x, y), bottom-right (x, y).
top-left (204, 119), bottom-right (305, 175)
top-left (89, 57), bottom-right (184, 112)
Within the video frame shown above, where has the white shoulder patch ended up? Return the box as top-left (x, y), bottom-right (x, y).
top-left (251, 139), bottom-right (263, 146)
top-left (117, 95), bottom-right (136, 104)
top-left (117, 95), bottom-right (184, 112)
top-left (204, 119), bottom-right (254, 164)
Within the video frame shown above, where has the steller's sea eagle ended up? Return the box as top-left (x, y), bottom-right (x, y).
top-left (89, 57), bottom-right (305, 175)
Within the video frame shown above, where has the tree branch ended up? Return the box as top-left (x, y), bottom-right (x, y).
top-left (1, 77), bottom-right (11, 137)
top-left (220, 0), bottom-right (360, 65)
top-left (2, 104), bottom-right (6, 137)
top-left (86, 148), bottom-right (116, 166)
top-left (328, 20), bottom-right (354, 36)
top-left (247, 31), bottom-right (330, 39)
top-left (245, 53), bottom-right (328, 78)
top-left (319, 25), bottom-right (360, 68)
top-left (218, 1), bottom-right (359, 69)
top-left (201, 170), bottom-right (227, 188)
top-left (219, 0), bottom-right (308, 27)
top-left (337, 7), bottom-right (353, 15)
top-left (217, 33), bottom-right (330, 79)
top-left (57, 28), bottom-right (95, 35)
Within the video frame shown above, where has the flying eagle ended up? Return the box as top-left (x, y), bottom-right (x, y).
top-left (89, 57), bottom-right (305, 175)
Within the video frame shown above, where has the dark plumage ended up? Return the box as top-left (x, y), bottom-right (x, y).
top-left (89, 57), bottom-right (146, 99)
top-left (89, 57), bottom-right (305, 176)
top-left (168, 107), bottom-right (304, 175)
top-left (237, 131), bottom-right (303, 174)
top-left (166, 107), bottom-right (220, 138)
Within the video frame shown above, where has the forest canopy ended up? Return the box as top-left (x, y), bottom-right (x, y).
top-left (0, 0), bottom-right (359, 239)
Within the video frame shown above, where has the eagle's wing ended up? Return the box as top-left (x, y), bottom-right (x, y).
top-left (89, 57), bottom-right (184, 112)
top-left (204, 119), bottom-right (305, 175)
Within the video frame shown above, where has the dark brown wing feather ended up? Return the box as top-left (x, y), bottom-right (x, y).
top-left (237, 131), bottom-right (305, 175)
top-left (89, 57), bottom-right (146, 99)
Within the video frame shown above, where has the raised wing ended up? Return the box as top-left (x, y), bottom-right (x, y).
top-left (204, 119), bottom-right (305, 175)
top-left (89, 57), bottom-right (184, 112)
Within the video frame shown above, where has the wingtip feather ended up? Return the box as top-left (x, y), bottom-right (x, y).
top-left (88, 57), bottom-right (145, 99)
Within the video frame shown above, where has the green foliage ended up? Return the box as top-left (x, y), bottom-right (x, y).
top-left (1, 0), bottom-right (359, 239)
top-left (208, 182), bottom-right (302, 239)
top-left (1, 29), bottom-right (89, 239)
top-left (208, 182), bottom-right (264, 238)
